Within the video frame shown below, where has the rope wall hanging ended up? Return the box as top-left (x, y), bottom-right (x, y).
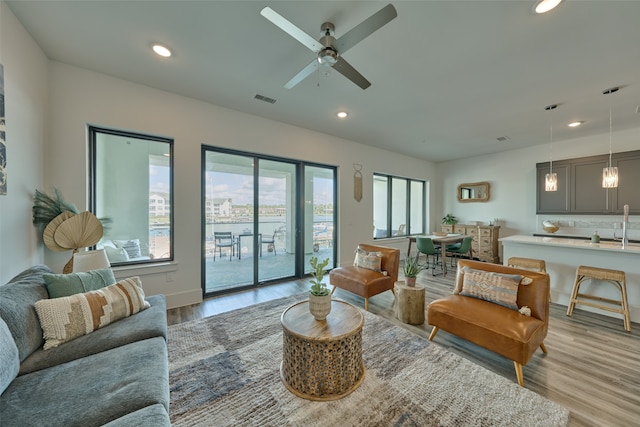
top-left (353, 164), bottom-right (363, 202)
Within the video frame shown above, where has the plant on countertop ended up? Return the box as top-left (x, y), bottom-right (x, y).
top-left (442, 213), bottom-right (458, 225)
top-left (309, 256), bottom-right (331, 296)
top-left (403, 254), bottom-right (425, 278)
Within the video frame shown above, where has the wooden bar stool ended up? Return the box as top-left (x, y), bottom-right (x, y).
top-left (566, 265), bottom-right (631, 332)
top-left (507, 257), bottom-right (547, 273)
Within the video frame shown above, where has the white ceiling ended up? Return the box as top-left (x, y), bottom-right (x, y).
top-left (6, 0), bottom-right (640, 162)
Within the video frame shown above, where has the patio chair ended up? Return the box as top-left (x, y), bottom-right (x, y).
top-left (213, 232), bottom-right (235, 261)
top-left (261, 230), bottom-right (277, 255)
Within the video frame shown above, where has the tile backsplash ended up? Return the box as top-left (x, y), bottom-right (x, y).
top-left (537, 214), bottom-right (639, 241)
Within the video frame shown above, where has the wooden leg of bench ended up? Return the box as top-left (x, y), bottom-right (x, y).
top-left (428, 326), bottom-right (439, 341)
top-left (514, 361), bottom-right (524, 387)
top-left (364, 297), bottom-right (369, 311)
top-left (330, 286), bottom-right (337, 295)
top-left (540, 342), bottom-right (548, 353)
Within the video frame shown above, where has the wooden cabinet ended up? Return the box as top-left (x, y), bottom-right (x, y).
top-left (571, 157), bottom-right (609, 213)
top-left (441, 224), bottom-right (500, 263)
top-left (536, 162), bottom-right (570, 213)
top-left (537, 149), bottom-right (640, 214)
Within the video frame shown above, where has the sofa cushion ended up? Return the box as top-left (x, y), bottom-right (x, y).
top-left (0, 265), bottom-right (51, 361)
top-left (0, 317), bottom-right (20, 394)
top-left (102, 404), bottom-right (171, 427)
top-left (0, 337), bottom-right (169, 427)
top-left (104, 245), bottom-right (130, 263)
top-left (35, 277), bottom-right (150, 350)
top-left (458, 267), bottom-right (521, 310)
top-left (114, 239), bottom-right (142, 258)
top-left (43, 268), bottom-right (116, 298)
top-left (428, 295), bottom-right (546, 365)
top-left (20, 295), bottom-right (167, 375)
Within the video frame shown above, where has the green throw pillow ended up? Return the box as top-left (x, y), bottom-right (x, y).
top-left (43, 268), bottom-right (116, 298)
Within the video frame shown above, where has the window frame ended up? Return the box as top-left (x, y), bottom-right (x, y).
top-left (373, 172), bottom-right (426, 239)
top-left (88, 125), bottom-right (174, 266)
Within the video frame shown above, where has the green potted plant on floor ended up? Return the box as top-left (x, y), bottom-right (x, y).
top-left (403, 254), bottom-right (425, 287)
top-left (309, 256), bottom-right (331, 320)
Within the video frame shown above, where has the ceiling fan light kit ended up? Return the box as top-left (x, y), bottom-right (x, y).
top-left (534, 0), bottom-right (563, 14)
top-left (260, 4), bottom-right (397, 90)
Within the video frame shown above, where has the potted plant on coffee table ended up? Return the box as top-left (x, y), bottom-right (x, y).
top-left (309, 256), bottom-right (331, 321)
top-left (403, 254), bottom-right (425, 287)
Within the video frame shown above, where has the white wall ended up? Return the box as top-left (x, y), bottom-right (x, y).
top-left (0, 2), bottom-right (48, 283)
top-left (436, 127), bottom-right (640, 255)
top-left (45, 62), bottom-right (437, 308)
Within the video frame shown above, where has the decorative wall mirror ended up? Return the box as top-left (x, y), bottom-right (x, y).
top-left (457, 181), bottom-right (490, 203)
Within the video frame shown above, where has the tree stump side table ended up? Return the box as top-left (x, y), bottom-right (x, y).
top-left (394, 281), bottom-right (425, 325)
top-left (280, 299), bottom-right (365, 401)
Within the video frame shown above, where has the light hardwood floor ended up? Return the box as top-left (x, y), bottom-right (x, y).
top-left (167, 271), bottom-right (640, 427)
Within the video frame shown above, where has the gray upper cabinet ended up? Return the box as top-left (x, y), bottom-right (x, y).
top-left (537, 150), bottom-right (640, 214)
top-left (571, 156), bottom-right (609, 213)
top-left (537, 162), bottom-right (570, 213)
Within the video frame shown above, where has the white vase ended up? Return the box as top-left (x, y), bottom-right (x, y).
top-left (308, 293), bottom-right (332, 321)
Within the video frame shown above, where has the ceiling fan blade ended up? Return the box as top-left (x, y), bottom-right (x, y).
top-left (334, 4), bottom-right (397, 54)
top-left (260, 7), bottom-right (322, 52)
top-left (332, 57), bottom-right (371, 90)
top-left (284, 59), bottom-right (319, 89)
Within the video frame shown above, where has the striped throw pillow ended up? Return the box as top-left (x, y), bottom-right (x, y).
top-left (34, 277), bottom-right (150, 350)
top-left (459, 267), bottom-right (522, 310)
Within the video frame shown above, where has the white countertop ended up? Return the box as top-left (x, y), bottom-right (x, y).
top-left (500, 235), bottom-right (640, 255)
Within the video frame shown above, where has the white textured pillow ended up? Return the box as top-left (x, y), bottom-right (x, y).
top-left (353, 247), bottom-right (383, 272)
top-left (34, 277), bottom-right (149, 350)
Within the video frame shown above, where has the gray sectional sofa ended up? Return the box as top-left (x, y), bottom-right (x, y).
top-left (0, 265), bottom-right (170, 427)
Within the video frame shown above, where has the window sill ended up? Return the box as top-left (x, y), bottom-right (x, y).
top-left (112, 262), bottom-right (178, 279)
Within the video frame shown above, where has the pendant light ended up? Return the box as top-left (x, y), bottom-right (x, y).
top-left (602, 87), bottom-right (619, 188)
top-left (544, 104), bottom-right (558, 192)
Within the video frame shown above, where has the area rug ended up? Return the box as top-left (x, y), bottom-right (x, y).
top-left (168, 294), bottom-right (570, 426)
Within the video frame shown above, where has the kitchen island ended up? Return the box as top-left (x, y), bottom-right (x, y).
top-left (500, 235), bottom-right (639, 325)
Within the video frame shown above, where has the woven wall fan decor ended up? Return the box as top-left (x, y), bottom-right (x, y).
top-left (353, 164), bottom-right (363, 202)
top-left (43, 211), bottom-right (103, 273)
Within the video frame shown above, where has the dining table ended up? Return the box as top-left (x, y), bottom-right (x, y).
top-left (406, 234), bottom-right (472, 276)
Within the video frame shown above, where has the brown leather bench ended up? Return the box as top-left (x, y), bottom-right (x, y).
top-left (329, 243), bottom-right (400, 311)
top-left (427, 259), bottom-right (550, 386)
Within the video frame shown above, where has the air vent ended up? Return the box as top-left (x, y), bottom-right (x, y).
top-left (254, 94), bottom-right (276, 104)
top-left (496, 136), bottom-right (510, 142)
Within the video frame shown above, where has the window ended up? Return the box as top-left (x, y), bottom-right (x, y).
top-left (373, 173), bottom-right (425, 238)
top-left (89, 126), bottom-right (173, 265)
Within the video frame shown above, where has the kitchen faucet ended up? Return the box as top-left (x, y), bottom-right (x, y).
top-left (614, 204), bottom-right (630, 249)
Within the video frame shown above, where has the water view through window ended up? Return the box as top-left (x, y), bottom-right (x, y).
top-left (203, 148), bottom-right (336, 294)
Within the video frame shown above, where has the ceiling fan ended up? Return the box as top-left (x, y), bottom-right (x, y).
top-left (260, 4), bottom-right (397, 90)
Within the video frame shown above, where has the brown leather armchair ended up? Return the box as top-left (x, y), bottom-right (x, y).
top-left (427, 259), bottom-right (550, 386)
top-left (329, 244), bottom-right (400, 310)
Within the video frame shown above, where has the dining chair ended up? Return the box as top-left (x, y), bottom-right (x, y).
top-left (213, 232), bottom-right (235, 261)
top-left (415, 236), bottom-right (442, 275)
top-left (446, 236), bottom-right (473, 267)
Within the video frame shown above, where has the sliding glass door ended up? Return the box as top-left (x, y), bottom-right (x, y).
top-left (203, 147), bottom-right (336, 295)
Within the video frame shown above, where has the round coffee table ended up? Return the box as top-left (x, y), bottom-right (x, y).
top-left (280, 299), bottom-right (365, 401)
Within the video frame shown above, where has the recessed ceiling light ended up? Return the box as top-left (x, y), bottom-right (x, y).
top-left (568, 121), bottom-right (584, 128)
top-left (534, 0), bottom-right (563, 14)
top-left (152, 44), bottom-right (172, 58)
top-left (337, 111), bottom-right (348, 119)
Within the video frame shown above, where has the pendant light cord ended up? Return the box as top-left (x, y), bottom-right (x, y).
top-left (608, 97), bottom-right (613, 168)
top-left (549, 111), bottom-right (554, 173)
